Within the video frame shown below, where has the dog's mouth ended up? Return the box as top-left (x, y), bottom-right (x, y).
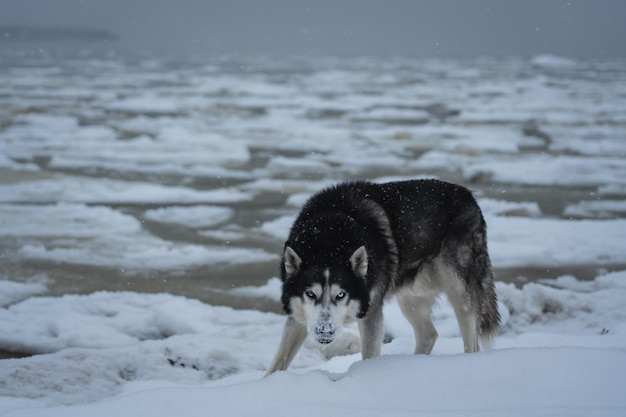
top-left (316, 337), bottom-right (334, 345)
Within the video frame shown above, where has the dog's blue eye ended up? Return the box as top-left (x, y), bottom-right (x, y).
top-left (336, 292), bottom-right (346, 300)
top-left (305, 290), bottom-right (317, 299)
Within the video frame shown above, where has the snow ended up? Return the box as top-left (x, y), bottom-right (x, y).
top-left (530, 54), bottom-right (581, 69)
top-left (564, 200), bottom-right (626, 219)
top-left (487, 216), bottom-right (626, 268)
top-left (143, 206), bottom-right (234, 228)
top-left (225, 277), bottom-right (283, 300)
top-left (417, 152), bottom-right (626, 187)
top-left (3, 349), bottom-right (624, 417)
top-left (1, 52), bottom-right (626, 416)
top-left (0, 178), bottom-right (252, 204)
top-left (1, 272), bottom-right (626, 416)
top-left (0, 280), bottom-right (47, 307)
top-left (0, 203), bottom-right (276, 269)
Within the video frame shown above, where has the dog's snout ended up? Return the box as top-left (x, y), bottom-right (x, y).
top-left (316, 320), bottom-right (336, 335)
top-left (315, 319), bottom-right (336, 344)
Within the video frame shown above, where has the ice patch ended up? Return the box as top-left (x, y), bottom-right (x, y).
top-left (564, 200), bottom-right (626, 219)
top-left (258, 215), bottom-right (296, 240)
top-left (0, 280), bottom-right (47, 307)
top-left (226, 277), bottom-right (282, 301)
top-left (478, 198), bottom-right (542, 217)
top-left (0, 203), bottom-right (275, 270)
top-left (418, 151), bottom-right (626, 186)
top-left (530, 54), bottom-right (580, 69)
top-left (488, 216), bottom-right (626, 268)
top-left (0, 177), bottom-right (253, 204)
top-left (143, 206), bottom-right (234, 228)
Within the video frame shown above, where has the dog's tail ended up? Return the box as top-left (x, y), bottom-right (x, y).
top-left (478, 268), bottom-right (500, 350)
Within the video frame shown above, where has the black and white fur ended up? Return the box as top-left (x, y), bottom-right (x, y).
top-left (266, 179), bottom-right (500, 375)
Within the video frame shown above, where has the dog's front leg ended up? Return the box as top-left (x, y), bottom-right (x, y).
top-left (266, 316), bottom-right (308, 376)
top-left (358, 303), bottom-right (384, 360)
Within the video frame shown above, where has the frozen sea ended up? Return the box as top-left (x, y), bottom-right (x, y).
top-left (1, 47), bottom-right (626, 415)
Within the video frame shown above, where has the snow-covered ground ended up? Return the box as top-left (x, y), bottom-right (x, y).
top-left (1, 50), bottom-right (625, 415)
top-left (1, 271), bottom-right (625, 416)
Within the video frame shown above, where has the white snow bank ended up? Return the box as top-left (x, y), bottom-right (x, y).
top-left (0, 292), bottom-right (280, 355)
top-left (0, 293), bottom-right (319, 405)
top-left (3, 347), bottom-right (624, 417)
top-left (496, 270), bottom-right (626, 336)
top-left (1, 271), bottom-right (626, 415)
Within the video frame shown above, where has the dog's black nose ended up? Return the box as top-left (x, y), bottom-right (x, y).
top-left (315, 320), bottom-right (336, 340)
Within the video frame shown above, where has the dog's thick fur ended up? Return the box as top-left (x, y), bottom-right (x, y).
top-left (266, 179), bottom-right (500, 374)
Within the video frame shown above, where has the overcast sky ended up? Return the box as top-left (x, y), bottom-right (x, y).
top-left (1, 0), bottom-right (624, 58)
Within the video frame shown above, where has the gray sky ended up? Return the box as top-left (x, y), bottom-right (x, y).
top-left (1, 0), bottom-right (624, 58)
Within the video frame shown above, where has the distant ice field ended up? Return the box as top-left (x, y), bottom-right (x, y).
top-left (0, 50), bottom-right (625, 416)
top-left (1, 50), bottom-right (625, 299)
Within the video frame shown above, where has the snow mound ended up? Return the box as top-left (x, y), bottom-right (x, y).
top-left (1, 271), bottom-right (625, 415)
top-left (3, 348), bottom-right (625, 417)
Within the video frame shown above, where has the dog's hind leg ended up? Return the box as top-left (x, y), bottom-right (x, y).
top-left (266, 316), bottom-right (308, 375)
top-left (397, 292), bottom-right (438, 355)
top-left (444, 281), bottom-right (480, 353)
top-left (454, 306), bottom-right (479, 353)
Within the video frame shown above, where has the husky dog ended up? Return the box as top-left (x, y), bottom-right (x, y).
top-left (266, 179), bottom-right (500, 375)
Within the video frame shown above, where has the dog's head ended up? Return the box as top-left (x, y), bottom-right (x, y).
top-left (280, 244), bottom-right (370, 346)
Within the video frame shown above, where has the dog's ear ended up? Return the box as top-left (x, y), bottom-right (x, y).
top-left (349, 246), bottom-right (368, 278)
top-left (283, 246), bottom-right (302, 276)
